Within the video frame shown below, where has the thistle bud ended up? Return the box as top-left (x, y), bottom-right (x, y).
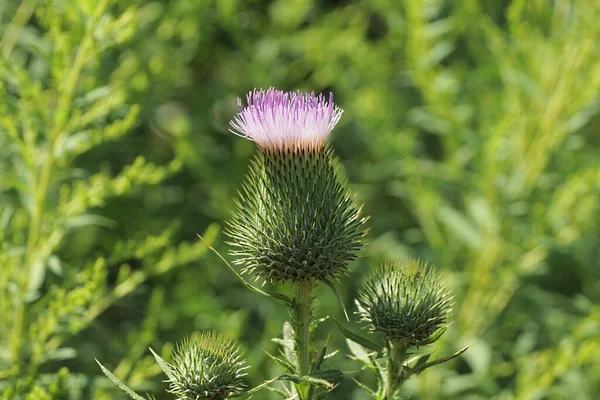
top-left (227, 88), bottom-right (366, 283)
top-left (168, 331), bottom-right (248, 400)
top-left (357, 260), bottom-right (452, 347)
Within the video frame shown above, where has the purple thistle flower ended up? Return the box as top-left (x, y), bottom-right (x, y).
top-left (230, 88), bottom-right (343, 151)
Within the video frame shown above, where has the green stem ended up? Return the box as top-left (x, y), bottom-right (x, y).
top-left (8, 0), bottom-right (109, 372)
top-left (293, 280), bottom-right (314, 399)
top-left (10, 144), bottom-right (54, 369)
top-left (1, 0), bottom-right (38, 58)
top-left (381, 342), bottom-right (407, 400)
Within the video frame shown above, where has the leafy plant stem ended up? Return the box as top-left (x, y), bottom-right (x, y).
top-left (9, 145), bottom-right (54, 369)
top-left (381, 341), bottom-right (407, 400)
top-left (294, 280), bottom-right (314, 399)
top-left (9, 0), bottom-right (109, 371)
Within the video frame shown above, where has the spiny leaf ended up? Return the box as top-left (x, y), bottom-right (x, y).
top-left (149, 347), bottom-right (175, 381)
top-left (352, 377), bottom-right (376, 395)
top-left (246, 374), bottom-right (299, 395)
top-left (346, 339), bottom-right (375, 365)
top-left (323, 278), bottom-right (349, 321)
top-left (96, 359), bottom-right (145, 400)
top-left (412, 353), bottom-right (431, 371)
top-left (197, 233), bottom-right (293, 307)
top-left (301, 375), bottom-right (334, 389)
top-left (311, 331), bottom-right (332, 373)
top-left (310, 369), bottom-right (344, 383)
top-left (263, 348), bottom-right (297, 374)
top-left (412, 342), bottom-right (473, 374)
top-left (334, 317), bottom-right (382, 353)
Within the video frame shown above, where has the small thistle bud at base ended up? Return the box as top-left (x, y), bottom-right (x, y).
top-left (357, 260), bottom-right (452, 347)
top-left (168, 331), bottom-right (248, 400)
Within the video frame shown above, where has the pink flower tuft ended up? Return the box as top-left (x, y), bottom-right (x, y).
top-left (230, 88), bottom-right (343, 151)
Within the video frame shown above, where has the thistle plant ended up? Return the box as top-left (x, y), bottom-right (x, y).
top-left (357, 260), bottom-right (452, 347)
top-left (167, 332), bottom-right (248, 400)
top-left (98, 331), bottom-right (250, 400)
top-left (99, 89), bottom-right (467, 400)
top-left (350, 260), bottom-right (467, 399)
top-left (227, 88), bottom-right (367, 399)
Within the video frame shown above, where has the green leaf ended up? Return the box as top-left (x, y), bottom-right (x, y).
top-left (96, 359), bottom-right (146, 400)
top-left (312, 345), bottom-right (328, 374)
top-left (310, 369), bottom-right (344, 383)
top-left (352, 378), bottom-right (376, 395)
top-left (425, 325), bottom-right (449, 344)
top-left (246, 374), bottom-right (299, 395)
top-left (413, 342), bottom-right (473, 374)
top-left (47, 347), bottom-right (77, 361)
top-left (65, 214), bottom-right (117, 229)
top-left (263, 348), bottom-right (297, 374)
top-left (197, 233), bottom-right (293, 307)
top-left (301, 375), bottom-right (335, 389)
top-left (323, 279), bottom-right (349, 321)
top-left (311, 331), bottom-right (332, 373)
top-left (149, 347), bottom-right (175, 381)
top-left (334, 318), bottom-right (382, 353)
top-left (346, 339), bottom-right (374, 365)
top-left (437, 205), bottom-right (482, 250)
top-left (412, 353), bottom-right (432, 371)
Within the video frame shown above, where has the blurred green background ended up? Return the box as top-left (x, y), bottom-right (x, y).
top-left (1, 0), bottom-right (599, 399)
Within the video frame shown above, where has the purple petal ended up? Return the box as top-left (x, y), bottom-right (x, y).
top-left (229, 88), bottom-right (343, 151)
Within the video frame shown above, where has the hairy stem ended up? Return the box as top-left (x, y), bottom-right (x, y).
top-left (293, 280), bottom-right (314, 399)
top-left (380, 342), bottom-right (407, 400)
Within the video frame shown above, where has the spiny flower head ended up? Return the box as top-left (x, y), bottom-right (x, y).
top-left (357, 260), bottom-right (452, 347)
top-left (168, 331), bottom-right (248, 400)
top-left (230, 88), bottom-right (343, 152)
top-left (227, 89), bottom-right (365, 283)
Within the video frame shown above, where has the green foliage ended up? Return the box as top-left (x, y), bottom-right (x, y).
top-left (357, 260), bottom-right (452, 347)
top-left (0, 0), bottom-right (220, 397)
top-left (227, 146), bottom-right (365, 283)
top-left (1, 0), bottom-right (599, 398)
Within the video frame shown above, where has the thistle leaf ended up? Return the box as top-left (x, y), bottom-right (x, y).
top-left (149, 347), bottom-right (175, 381)
top-left (346, 339), bottom-right (375, 365)
top-left (310, 369), bottom-right (344, 383)
top-left (334, 318), bottom-right (382, 353)
top-left (301, 375), bottom-right (335, 389)
top-left (412, 342), bottom-right (473, 374)
top-left (263, 348), bottom-right (297, 374)
top-left (410, 353), bottom-right (432, 373)
top-left (352, 378), bottom-right (376, 396)
top-left (323, 279), bottom-right (349, 321)
top-left (197, 233), bottom-right (293, 307)
top-left (96, 359), bottom-right (146, 400)
top-left (246, 374), bottom-right (299, 395)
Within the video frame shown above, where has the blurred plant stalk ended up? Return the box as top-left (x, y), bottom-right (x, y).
top-left (293, 280), bottom-right (314, 398)
top-left (9, 0), bottom-right (109, 370)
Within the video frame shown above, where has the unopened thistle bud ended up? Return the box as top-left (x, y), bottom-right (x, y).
top-left (357, 260), bottom-right (452, 347)
top-left (227, 88), bottom-right (366, 283)
top-left (168, 331), bottom-right (248, 400)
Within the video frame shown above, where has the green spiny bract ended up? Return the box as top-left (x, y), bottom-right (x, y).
top-left (168, 331), bottom-right (248, 400)
top-left (357, 260), bottom-right (452, 347)
top-left (227, 145), bottom-right (366, 283)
